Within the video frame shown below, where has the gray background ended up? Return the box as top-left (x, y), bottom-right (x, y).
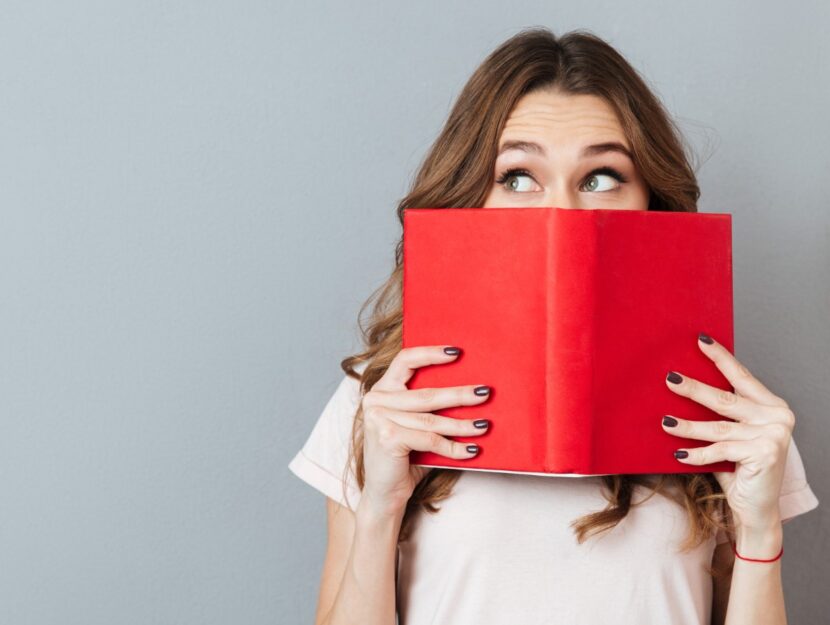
top-left (0, 2), bottom-right (826, 624)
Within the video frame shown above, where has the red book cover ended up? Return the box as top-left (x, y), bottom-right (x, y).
top-left (402, 207), bottom-right (736, 476)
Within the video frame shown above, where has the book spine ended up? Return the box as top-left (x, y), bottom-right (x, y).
top-left (545, 209), bottom-right (597, 474)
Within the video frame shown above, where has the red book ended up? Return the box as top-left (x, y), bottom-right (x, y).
top-left (402, 207), bottom-right (735, 476)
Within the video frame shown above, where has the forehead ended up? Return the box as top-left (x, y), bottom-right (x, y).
top-left (500, 89), bottom-right (627, 146)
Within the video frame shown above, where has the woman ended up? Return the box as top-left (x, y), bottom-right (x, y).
top-left (288, 27), bottom-right (819, 625)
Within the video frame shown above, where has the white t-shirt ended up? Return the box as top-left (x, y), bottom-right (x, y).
top-left (288, 367), bottom-right (820, 625)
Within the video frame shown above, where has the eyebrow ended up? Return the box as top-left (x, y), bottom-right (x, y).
top-left (497, 140), bottom-right (633, 160)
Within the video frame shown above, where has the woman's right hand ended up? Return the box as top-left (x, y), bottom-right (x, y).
top-left (358, 345), bottom-right (492, 518)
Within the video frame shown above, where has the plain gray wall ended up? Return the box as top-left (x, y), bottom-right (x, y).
top-left (1, 2), bottom-right (827, 624)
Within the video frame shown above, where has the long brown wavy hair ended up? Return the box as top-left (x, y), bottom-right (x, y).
top-left (337, 26), bottom-right (734, 579)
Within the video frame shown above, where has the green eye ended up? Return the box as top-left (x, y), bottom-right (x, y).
top-left (495, 168), bottom-right (538, 193)
top-left (506, 173), bottom-right (534, 192)
top-left (583, 174), bottom-right (619, 192)
top-left (581, 166), bottom-right (628, 192)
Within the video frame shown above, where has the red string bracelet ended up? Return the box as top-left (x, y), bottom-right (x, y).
top-left (730, 539), bottom-right (783, 563)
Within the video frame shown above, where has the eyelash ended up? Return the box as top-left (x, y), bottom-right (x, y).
top-left (494, 166), bottom-right (629, 192)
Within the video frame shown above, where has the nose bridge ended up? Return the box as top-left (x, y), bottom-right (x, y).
top-left (543, 179), bottom-right (579, 209)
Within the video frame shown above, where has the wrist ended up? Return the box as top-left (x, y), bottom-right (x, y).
top-left (356, 494), bottom-right (407, 528)
top-left (734, 517), bottom-right (783, 561)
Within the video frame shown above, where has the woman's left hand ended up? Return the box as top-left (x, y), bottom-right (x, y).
top-left (661, 332), bottom-right (794, 532)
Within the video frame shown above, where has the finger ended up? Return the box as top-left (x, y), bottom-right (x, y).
top-left (673, 437), bottom-right (782, 469)
top-left (379, 419), bottom-right (480, 460)
top-left (661, 414), bottom-right (773, 443)
top-left (382, 408), bottom-right (490, 437)
top-left (696, 333), bottom-right (790, 408)
top-left (364, 383), bottom-right (492, 414)
top-left (665, 370), bottom-right (788, 425)
top-left (374, 345), bottom-right (465, 392)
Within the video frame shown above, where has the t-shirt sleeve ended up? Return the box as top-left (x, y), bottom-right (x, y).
top-left (287, 368), bottom-right (365, 512)
top-left (715, 436), bottom-right (820, 544)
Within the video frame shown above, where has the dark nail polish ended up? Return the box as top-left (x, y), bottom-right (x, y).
top-left (662, 415), bottom-right (678, 427)
top-left (674, 450), bottom-right (688, 459)
top-left (473, 419), bottom-right (490, 429)
top-left (444, 346), bottom-right (462, 355)
top-left (698, 333), bottom-right (714, 345)
top-left (666, 371), bottom-right (683, 384)
top-left (474, 386), bottom-right (490, 396)
top-left (466, 444), bottom-right (480, 454)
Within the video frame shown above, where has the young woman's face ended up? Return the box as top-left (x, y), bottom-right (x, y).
top-left (483, 88), bottom-right (650, 211)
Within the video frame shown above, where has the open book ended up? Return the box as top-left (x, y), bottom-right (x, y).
top-left (402, 207), bottom-right (736, 476)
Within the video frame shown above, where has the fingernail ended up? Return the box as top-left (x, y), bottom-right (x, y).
top-left (662, 415), bottom-right (678, 427)
top-left (473, 419), bottom-right (490, 429)
top-left (698, 333), bottom-right (714, 345)
top-left (674, 450), bottom-right (688, 459)
top-left (666, 371), bottom-right (683, 384)
top-left (466, 444), bottom-right (480, 454)
top-left (444, 346), bottom-right (462, 355)
top-left (474, 386), bottom-right (491, 396)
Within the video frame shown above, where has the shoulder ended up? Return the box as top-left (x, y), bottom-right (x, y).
top-left (286, 360), bottom-right (369, 511)
top-left (779, 436), bottom-right (820, 523)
